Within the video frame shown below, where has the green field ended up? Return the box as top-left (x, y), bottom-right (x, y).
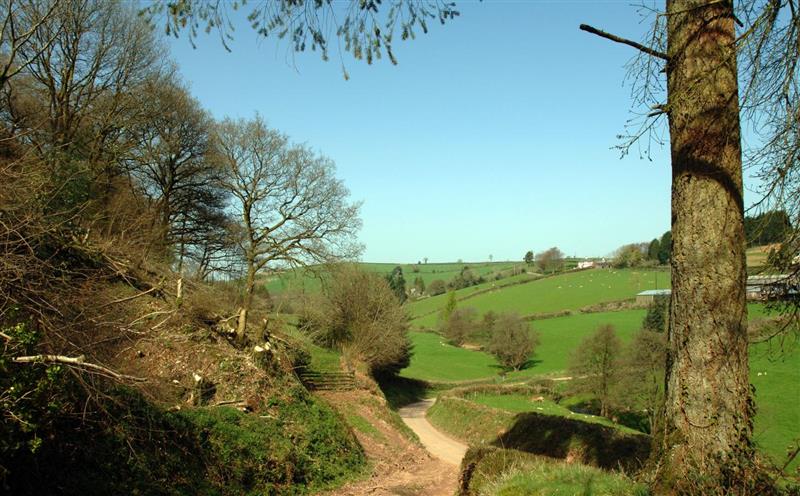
top-left (522, 310), bottom-right (646, 376)
top-left (468, 392), bottom-right (638, 433)
top-left (403, 310), bottom-right (647, 382)
top-left (403, 304), bottom-right (773, 383)
top-left (400, 331), bottom-right (501, 382)
top-left (409, 268), bottom-right (671, 329)
top-left (261, 261), bottom-right (526, 294)
top-left (750, 341), bottom-right (800, 470)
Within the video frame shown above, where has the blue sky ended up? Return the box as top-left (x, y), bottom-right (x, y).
top-left (165, 1), bottom-right (760, 263)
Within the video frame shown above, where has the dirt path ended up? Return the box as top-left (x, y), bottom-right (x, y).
top-left (318, 391), bottom-right (460, 496)
top-left (398, 399), bottom-right (467, 466)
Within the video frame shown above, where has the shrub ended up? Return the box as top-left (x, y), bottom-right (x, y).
top-left (427, 279), bottom-right (447, 296)
top-left (460, 447), bottom-right (648, 496)
top-left (443, 307), bottom-right (478, 346)
top-left (180, 388), bottom-right (365, 493)
top-left (447, 266), bottom-right (485, 290)
top-left (613, 243), bottom-right (647, 268)
top-left (487, 312), bottom-right (539, 370)
top-left (301, 265), bottom-right (411, 376)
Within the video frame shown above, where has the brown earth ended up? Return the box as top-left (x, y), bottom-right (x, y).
top-left (318, 390), bottom-right (460, 496)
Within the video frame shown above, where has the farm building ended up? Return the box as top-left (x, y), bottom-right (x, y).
top-left (636, 289), bottom-right (671, 305)
top-left (636, 275), bottom-right (797, 303)
top-left (576, 259), bottom-right (609, 269)
top-left (746, 274), bottom-right (798, 301)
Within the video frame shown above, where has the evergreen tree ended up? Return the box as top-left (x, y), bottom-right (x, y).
top-left (385, 266), bottom-right (407, 303)
top-left (524, 250), bottom-right (534, 265)
top-left (657, 231), bottom-right (672, 265)
top-left (440, 291), bottom-right (457, 323)
top-left (647, 238), bottom-right (661, 261)
top-left (642, 296), bottom-right (669, 333)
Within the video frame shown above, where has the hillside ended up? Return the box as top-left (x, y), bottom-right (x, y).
top-left (261, 260), bottom-right (527, 294)
top-left (409, 268), bottom-right (670, 328)
top-left (397, 265), bottom-right (797, 474)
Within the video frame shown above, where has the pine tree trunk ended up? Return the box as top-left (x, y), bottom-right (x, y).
top-left (655, 0), bottom-right (752, 491)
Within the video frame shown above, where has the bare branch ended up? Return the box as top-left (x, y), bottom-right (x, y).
top-left (13, 354), bottom-right (147, 382)
top-left (579, 24), bottom-right (669, 61)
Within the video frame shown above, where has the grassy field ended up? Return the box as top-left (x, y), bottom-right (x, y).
top-left (261, 261), bottom-right (526, 294)
top-left (746, 244), bottom-right (779, 270)
top-left (518, 310), bottom-right (646, 376)
top-left (403, 310), bottom-right (650, 383)
top-left (403, 305), bottom-right (772, 382)
top-left (750, 341), bottom-right (800, 470)
top-left (409, 268), bottom-right (671, 329)
top-left (400, 331), bottom-right (501, 382)
top-left (403, 301), bottom-right (797, 470)
top-left (467, 392), bottom-right (639, 433)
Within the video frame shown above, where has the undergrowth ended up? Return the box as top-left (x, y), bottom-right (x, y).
top-left (2, 381), bottom-right (365, 495)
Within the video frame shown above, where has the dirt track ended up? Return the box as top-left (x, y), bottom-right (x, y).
top-left (398, 399), bottom-right (467, 466)
top-left (319, 391), bottom-right (461, 496)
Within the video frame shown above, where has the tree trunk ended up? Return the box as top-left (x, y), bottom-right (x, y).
top-left (237, 258), bottom-right (257, 344)
top-left (654, 0), bottom-right (752, 491)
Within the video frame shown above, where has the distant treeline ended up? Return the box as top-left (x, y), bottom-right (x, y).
top-left (743, 210), bottom-right (792, 247)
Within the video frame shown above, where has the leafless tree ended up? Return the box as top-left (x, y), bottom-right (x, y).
top-left (7, 0), bottom-right (164, 192)
top-left (536, 246), bottom-right (564, 274)
top-left (0, 0), bottom-right (62, 90)
top-left (442, 306), bottom-right (477, 346)
top-left (619, 328), bottom-right (667, 434)
top-left (568, 324), bottom-right (623, 418)
top-left (214, 116), bottom-right (361, 342)
top-left (123, 74), bottom-right (232, 270)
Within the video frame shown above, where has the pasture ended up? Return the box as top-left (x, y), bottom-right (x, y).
top-left (750, 341), bottom-right (800, 470)
top-left (400, 331), bottom-right (500, 382)
top-left (261, 260), bottom-right (525, 294)
top-left (409, 268), bottom-right (671, 329)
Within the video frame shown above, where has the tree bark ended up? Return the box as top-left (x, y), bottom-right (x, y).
top-left (236, 254), bottom-right (258, 344)
top-left (655, 0), bottom-right (752, 491)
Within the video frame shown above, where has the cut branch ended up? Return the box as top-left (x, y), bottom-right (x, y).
top-left (99, 284), bottom-right (162, 309)
top-left (579, 24), bottom-right (669, 60)
top-left (13, 355), bottom-right (147, 382)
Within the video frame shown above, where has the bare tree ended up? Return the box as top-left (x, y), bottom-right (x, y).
top-left (5, 0), bottom-right (165, 214)
top-left (580, 0), bottom-right (799, 490)
top-left (619, 328), bottom-right (667, 434)
top-left (442, 306), bottom-right (477, 346)
top-left (124, 75), bottom-right (232, 270)
top-left (536, 246), bottom-right (564, 274)
top-left (214, 116), bottom-right (361, 342)
top-left (0, 0), bottom-right (62, 90)
top-left (568, 324), bottom-right (623, 418)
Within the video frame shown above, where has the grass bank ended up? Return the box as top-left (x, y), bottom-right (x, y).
top-left (5, 384), bottom-right (365, 495)
top-left (459, 447), bottom-right (647, 496)
top-left (427, 388), bottom-right (650, 473)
